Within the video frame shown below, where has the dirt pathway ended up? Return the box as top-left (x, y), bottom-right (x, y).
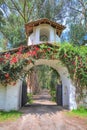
top-left (0, 89), bottom-right (87, 130)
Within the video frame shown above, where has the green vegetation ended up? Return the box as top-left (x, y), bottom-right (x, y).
top-left (0, 43), bottom-right (87, 92)
top-left (67, 107), bottom-right (87, 118)
top-left (0, 110), bottom-right (22, 122)
top-left (59, 44), bottom-right (87, 87)
top-left (27, 93), bottom-right (33, 104)
top-left (50, 90), bottom-right (56, 101)
top-left (31, 65), bottom-right (60, 102)
top-left (0, 0), bottom-right (67, 49)
top-left (49, 69), bottom-right (59, 102)
top-left (0, 0), bottom-right (87, 49)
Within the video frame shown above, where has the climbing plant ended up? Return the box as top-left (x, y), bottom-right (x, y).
top-left (0, 43), bottom-right (87, 88)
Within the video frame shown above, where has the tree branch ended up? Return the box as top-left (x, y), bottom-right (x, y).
top-left (10, 0), bottom-right (26, 22)
top-left (23, 0), bottom-right (27, 22)
top-left (78, 0), bottom-right (85, 8)
top-left (0, 30), bottom-right (10, 41)
top-left (69, 6), bottom-right (82, 14)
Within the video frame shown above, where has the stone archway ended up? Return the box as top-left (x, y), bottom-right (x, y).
top-left (23, 59), bottom-right (77, 110)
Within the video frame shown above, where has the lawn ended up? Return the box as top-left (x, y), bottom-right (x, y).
top-left (67, 107), bottom-right (87, 118)
top-left (0, 110), bottom-right (22, 122)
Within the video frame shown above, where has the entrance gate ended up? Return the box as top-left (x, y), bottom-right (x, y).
top-left (21, 81), bottom-right (27, 106)
top-left (56, 84), bottom-right (62, 106)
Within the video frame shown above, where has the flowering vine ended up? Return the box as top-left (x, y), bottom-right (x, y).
top-left (0, 43), bottom-right (87, 88)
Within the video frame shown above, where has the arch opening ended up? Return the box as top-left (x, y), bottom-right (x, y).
top-left (22, 65), bottom-right (63, 107)
top-left (20, 59), bottom-right (77, 110)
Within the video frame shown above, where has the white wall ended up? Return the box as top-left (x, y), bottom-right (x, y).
top-left (0, 85), bottom-right (6, 110)
top-left (59, 68), bottom-right (77, 109)
top-left (76, 89), bottom-right (87, 108)
top-left (28, 33), bottom-right (34, 45)
top-left (28, 24), bottom-right (60, 45)
top-left (0, 81), bottom-right (22, 111)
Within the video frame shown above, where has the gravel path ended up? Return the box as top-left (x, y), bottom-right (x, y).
top-left (0, 90), bottom-right (87, 130)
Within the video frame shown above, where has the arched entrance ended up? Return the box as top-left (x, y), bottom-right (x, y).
top-left (22, 59), bottom-right (77, 110)
top-left (22, 64), bottom-right (62, 107)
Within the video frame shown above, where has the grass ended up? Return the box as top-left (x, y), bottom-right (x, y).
top-left (27, 93), bottom-right (33, 104)
top-left (0, 110), bottom-right (22, 122)
top-left (67, 107), bottom-right (87, 118)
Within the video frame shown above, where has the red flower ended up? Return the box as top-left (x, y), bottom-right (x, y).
top-left (18, 46), bottom-right (23, 52)
top-left (17, 51), bottom-right (21, 55)
top-left (10, 57), bottom-right (18, 64)
top-left (5, 73), bottom-right (9, 78)
top-left (16, 51), bottom-right (22, 59)
top-left (26, 51), bottom-right (31, 56)
top-left (4, 53), bottom-right (10, 59)
top-left (47, 48), bottom-right (50, 51)
top-left (31, 50), bottom-right (37, 56)
top-left (26, 50), bottom-right (37, 56)
top-left (34, 47), bottom-right (39, 51)
top-left (72, 61), bottom-right (76, 66)
top-left (0, 57), bottom-right (4, 62)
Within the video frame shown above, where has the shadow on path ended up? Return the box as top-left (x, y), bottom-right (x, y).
top-left (20, 89), bottom-right (66, 115)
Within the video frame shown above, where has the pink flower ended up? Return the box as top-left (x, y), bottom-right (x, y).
top-left (16, 51), bottom-right (22, 59)
top-left (4, 53), bottom-right (10, 59)
top-left (0, 57), bottom-right (4, 62)
top-left (72, 61), bottom-right (76, 66)
top-left (17, 51), bottom-right (21, 55)
top-left (26, 51), bottom-right (31, 56)
top-left (47, 48), bottom-right (50, 51)
top-left (34, 47), bottom-right (39, 51)
top-left (31, 50), bottom-right (37, 56)
top-left (26, 50), bottom-right (37, 57)
top-left (18, 46), bottom-right (23, 52)
top-left (10, 56), bottom-right (18, 64)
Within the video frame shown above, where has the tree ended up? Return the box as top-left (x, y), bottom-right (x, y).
top-left (69, 0), bottom-right (87, 30)
top-left (63, 0), bottom-right (87, 45)
top-left (0, 0), bottom-right (35, 48)
top-left (70, 23), bottom-right (85, 45)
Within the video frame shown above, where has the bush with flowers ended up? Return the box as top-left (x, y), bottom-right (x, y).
top-left (0, 43), bottom-right (87, 89)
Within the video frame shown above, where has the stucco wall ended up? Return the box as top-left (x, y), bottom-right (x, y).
top-left (0, 86), bottom-right (6, 110)
top-left (76, 89), bottom-right (87, 108)
top-left (0, 80), bottom-right (22, 111)
top-left (28, 24), bottom-right (60, 45)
